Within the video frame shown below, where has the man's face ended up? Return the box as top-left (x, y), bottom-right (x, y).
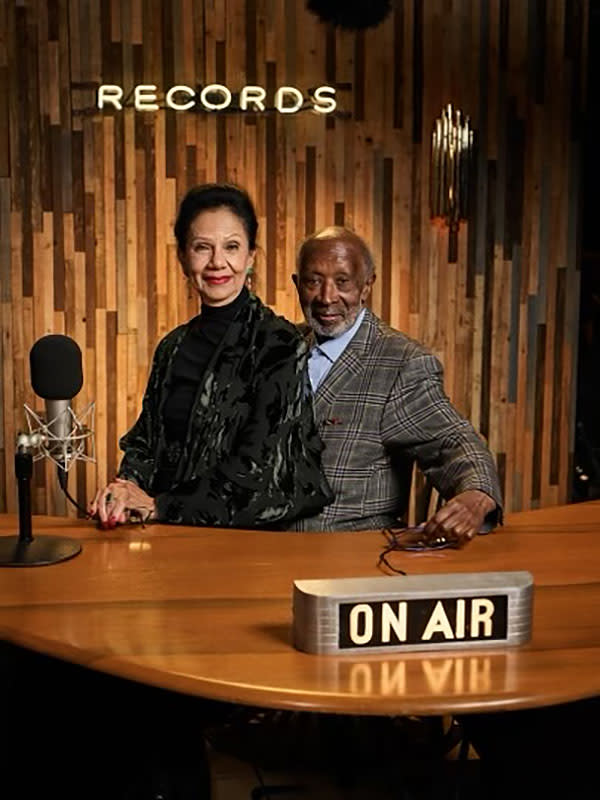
top-left (294, 238), bottom-right (373, 339)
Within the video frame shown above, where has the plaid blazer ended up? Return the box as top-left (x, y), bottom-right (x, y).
top-left (293, 309), bottom-right (503, 531)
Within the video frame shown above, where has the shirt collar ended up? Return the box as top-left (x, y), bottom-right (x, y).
top-left (313, 308), bottom-right (366, 361)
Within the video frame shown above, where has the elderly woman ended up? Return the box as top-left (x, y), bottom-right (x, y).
top-left (90, 183), bottom-right (332, 528)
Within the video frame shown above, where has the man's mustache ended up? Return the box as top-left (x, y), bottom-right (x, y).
top-left (311, 305), bottom-right (346, 313)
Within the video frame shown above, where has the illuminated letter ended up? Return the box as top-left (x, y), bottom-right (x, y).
top-left (455, 599), bottom-right (465, 638)
top-left (381, 602), bottom-right (407, 643)
top-left (421, 601), bottom-right (455, 640)
top-left (454, 656), bottom-right (465, 693)
top-left (381, 661), bottom-right (406, 695)
top-left (166, 85), bottom-right (195, 111)
top-left (199, 84), bottom-right (232, 110)
top-left (312, 85), bottom-right (337, 114)
top-left (470, 599), bottom-right (495, 637)
top-left (134, 85), bottom-right (159, 111)
top-left (98, 85), bottom-right (123, 110)
top-left (349, 663), bottom-right (372, 694)
top-left (240, 85), bottom-right (267, 112)
top-left (468, 657), bottom-right (492, 693)
top-left (274, 86), bottom-right (304, 114)
top-left (422, 659), bottom-right (454, 694)
top-left (349, 604), bottom-right (373, 645)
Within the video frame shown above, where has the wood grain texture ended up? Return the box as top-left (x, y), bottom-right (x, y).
top-left (0, 0), bottom-right (587, 517)
top-left (0, 501), bottom-right (599, 714)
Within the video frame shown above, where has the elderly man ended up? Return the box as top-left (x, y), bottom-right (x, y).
top-left (292, 226), bottom-right (502, 537)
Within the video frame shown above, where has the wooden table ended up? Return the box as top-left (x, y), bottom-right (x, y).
top-left (0, 502), bottom-right (599, 716)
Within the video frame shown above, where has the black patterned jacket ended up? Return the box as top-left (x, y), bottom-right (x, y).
top-left (118, 294), bottom-right (333, 528)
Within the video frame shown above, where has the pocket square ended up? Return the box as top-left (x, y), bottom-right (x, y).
top-left (323, 417), bottom-right (343, 425)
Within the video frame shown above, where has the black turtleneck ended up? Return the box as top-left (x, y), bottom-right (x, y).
top-left (163, 286), bottom-right (250, 442)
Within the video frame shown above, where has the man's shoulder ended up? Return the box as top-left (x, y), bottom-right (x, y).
top-left (363, 310), bottom-right (434, 364)
top-left (293, 308), bottom-right (437, 367)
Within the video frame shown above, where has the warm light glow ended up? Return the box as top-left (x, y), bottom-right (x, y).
top-left (346, 656), bottom-right (493, 696)
top-left (128, 541), bottom-right (152, 552)
top-left (430, 103), bottom-right (474, 226)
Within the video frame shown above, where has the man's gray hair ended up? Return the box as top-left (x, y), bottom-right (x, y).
top-left (297, 226), bottom-right (376, 280)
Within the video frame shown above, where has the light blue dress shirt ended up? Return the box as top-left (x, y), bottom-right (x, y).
top-left (308, 309), bottom-right (366, 392)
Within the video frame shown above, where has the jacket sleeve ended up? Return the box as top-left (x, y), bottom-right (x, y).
top-left (381, 352), bottom-right (503, 523)
top-left (117, 340), bottom-right (167, 492)
top-left (154, 335), bottom-right (333, 528)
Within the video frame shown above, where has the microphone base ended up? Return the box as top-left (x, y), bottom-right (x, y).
top-left (0, 534), bottom-right (82, 566)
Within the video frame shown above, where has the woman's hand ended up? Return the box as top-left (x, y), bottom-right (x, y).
top-left (88, 478), bottom-right (157, 529)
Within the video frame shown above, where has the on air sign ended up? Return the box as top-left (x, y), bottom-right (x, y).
top-left (338, 595), bottom-right (508, 649)
top-left (293, 572), bottom-right (533, 655)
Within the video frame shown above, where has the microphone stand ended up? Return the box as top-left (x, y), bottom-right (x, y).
top-left (0, 435), bottom-right (82, 567)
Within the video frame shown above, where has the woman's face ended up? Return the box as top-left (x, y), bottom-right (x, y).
top-left (179, 207), bottom-right (254, 306)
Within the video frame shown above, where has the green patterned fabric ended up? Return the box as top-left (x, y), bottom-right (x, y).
top-left (118, 293), bottom-right (333, 528)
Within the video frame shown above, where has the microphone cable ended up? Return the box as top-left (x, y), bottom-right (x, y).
top-left (57, 467), bottom-right (90, 517)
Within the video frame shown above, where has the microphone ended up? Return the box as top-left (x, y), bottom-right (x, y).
top-left (23, 335), bottom-right (94, 478)
top-left (29, 334), bottom-right (84, 468)
top-left (0, 335), bottom-right (90, 567)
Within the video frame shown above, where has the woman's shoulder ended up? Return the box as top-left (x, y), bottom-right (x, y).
top-left (249, 294), bottom-right (306, 351)
top-left (153, 322), bottom-right (189, 359)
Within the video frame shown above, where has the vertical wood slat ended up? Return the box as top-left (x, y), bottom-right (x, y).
top-left (0, 0), bottom-right (587, 518)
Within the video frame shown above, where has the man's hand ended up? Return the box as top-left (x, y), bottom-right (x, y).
top-left (422, 490), bottom-right (497, 545)
top-left (88, 478), bottom-right (157, 529)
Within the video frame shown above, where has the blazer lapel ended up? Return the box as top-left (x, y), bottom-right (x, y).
top-left (313, 309), bottom-right (377, 420)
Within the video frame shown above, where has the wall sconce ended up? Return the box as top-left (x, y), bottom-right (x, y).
top-left (430, 104), bottom-right (474, 262)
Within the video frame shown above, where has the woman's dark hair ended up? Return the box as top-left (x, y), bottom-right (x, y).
top-left (174, 183), bottom-right (258, 251)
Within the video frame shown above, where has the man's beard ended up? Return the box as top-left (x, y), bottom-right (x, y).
top-left (304, 305), bottom-right (359, 339)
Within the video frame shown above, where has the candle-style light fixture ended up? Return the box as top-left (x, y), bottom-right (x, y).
top-left (430, 104), bottom-right (474, 261)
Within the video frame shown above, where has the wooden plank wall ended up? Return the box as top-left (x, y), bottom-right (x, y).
top-left (0, 0), bottom-right (587, 516)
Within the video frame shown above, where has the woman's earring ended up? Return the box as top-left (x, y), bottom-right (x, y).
top-left (245, 263), bottom-right (254, 290)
